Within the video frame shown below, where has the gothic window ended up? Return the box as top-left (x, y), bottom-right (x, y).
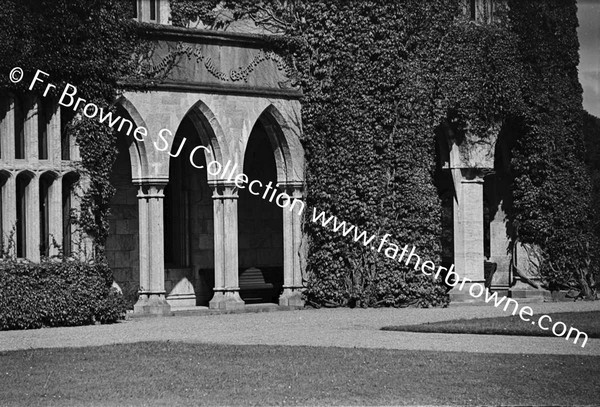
top-left (62, 172), bottom-right (78, 257)
top-left (0, 97), bottom-right (5, 159)
top-left (16, 172), bottom-right (31, 257)
top-left (14, 96), bottom-right (25, 159)
top-left (39, 173), bottom-right (52, 257)
top-left (0, 172), bottom-right (7, 251)
top-left (134, 0), bottom-right (160, 23)
top-left (38, 98), bottom-right (50, 160)
top-left (466, 0), bottom-right (494, 24)
top-left (61, 106), bottom-right (74, 160)
top-left (150, 0), bottom-right (158, 21)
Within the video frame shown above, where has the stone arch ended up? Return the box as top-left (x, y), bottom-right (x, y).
top-left (106, 99), bottom-right (143, 293)
top-left (0, 170), bottom-right (11, 251)
top-left (14, 170), bottom-right (35, 186)
top-left (61, 171), bottom-right (80, 257)
top-left (15, 170), bottom-right (35, 258)
top-left (180, 99), bottom-right (229, 181)
top-left (40, 170), bottom-right (60, 180)
top-left (238, 111), bottom-right (283, 303)
top-left (115, 96), bottom-right (150, 182)
top-left (39, 170), bottom-right (60, 257)
top-left (235, 103), bottom-right (306, 306)
top-left (0, 170), bottom-right (11, 185)
top-left (62, 170), bottom-right (80, 182)
top-left (162, 100), bottom-right (229, 306)
top-left (247, 104), bottom-right (305, 184)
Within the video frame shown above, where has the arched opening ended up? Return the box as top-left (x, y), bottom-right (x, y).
top-left (62, 172), bottom-right (79, 257)
top-left (483, 119), bottom-right (519, 293)
top-left (37, 98), bottom-right (51, 160)
top-left (0, 171), bottom-right (9, 252)
top-left (238, 116), bottom-right (284, 304)
top-left (433, 124), bottom-right (455, 287)
top-left (106, 108), bottom-right (140, 293)
top-left (0, 95), bottom-right (6, 159)
top-left (14, 95), bottom-right (25, 159)
top-left (164, 114), bottom-right (214, 307)
top-left (60, 106), bottom-right (75, 160)
top-left (39, 171), bottom-right (57, 257)
top-left (15, 171), bottom-right (33, 257)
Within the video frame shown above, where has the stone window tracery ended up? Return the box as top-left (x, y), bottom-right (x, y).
top-left (0, 95), bottom-right (82, 260)
top-left (465, 0), bottom-right (495, 24)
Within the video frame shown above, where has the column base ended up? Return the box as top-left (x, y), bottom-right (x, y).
top-left (489, 288), bottom-right (510, 298)
top-left (166, 276), bottom-right (197, 307)
top-left (166, 293), bottom-right (197, 308)
top-left (510, 281), bottom-right (551, 302)
top-left (449, 281), bottom-right (488, 303)
top-left (133, 295), bottom-right (172, 315)
top-left (209, 291), bottom-right (245, 310)
top-left (279, 288), bottom-right (304, 307)
top-left (209, 291), bottom-right (225, 309)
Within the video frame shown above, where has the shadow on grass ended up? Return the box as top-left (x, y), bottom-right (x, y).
top-left (381, 311), bottom-right (600, 338)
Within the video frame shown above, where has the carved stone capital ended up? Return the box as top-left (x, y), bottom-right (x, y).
top-left (209, 180), bottom-right (238, 200)
top-left (281, 181), bottom-right (304, 198)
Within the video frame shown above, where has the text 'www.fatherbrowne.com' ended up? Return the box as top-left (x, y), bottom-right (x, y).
top-left (310, 208), bottom-right (589, 348)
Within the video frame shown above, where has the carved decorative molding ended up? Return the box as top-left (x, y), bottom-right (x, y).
top-left (142, 41), bottom-right (296, 88)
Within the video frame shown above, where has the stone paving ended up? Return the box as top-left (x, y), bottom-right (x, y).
top-left (1, 301), bottom-right (599, 355)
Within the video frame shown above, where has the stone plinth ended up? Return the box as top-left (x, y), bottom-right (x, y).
top-left (166, 274), bottom-right (196, 307)
top-left (134, 295), bottom-right (172, 315)
top-left (449, 169), bottom-right (486, 302)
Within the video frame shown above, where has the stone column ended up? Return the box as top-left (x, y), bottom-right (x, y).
top-left (25, 96), bottom-right (38, 161)
top-left (450, 168), bottom-right (485, 302)
top-left (134, 182), bottom-right (171, 315)
top-left (1, 174), bottom-right (16, 255)
top-left (137, 184), bottom-right (150, 294)
top-left (209, 181), bottom-right (244, 310)
top-left (48, 100), bottom-right (61, 163)
top-left (1, 96), bottom-right (15, 164)
top-left (0, 95), bottom-right (15, 255)
top-left (47, 176), bottom-right (63, 257)
top-left (279, 182), bottom-right (304, 307)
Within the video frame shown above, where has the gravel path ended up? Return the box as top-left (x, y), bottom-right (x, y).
top-left (1, 300), bottom-right (598, 355)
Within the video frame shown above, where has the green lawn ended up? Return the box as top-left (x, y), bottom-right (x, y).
top-left (382, 311), bottom-right (600, 339)
top-left (0, 342), bottom-right (598, 406)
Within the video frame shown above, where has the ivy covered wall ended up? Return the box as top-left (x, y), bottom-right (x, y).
top-left (507, 0), bottom-right (599, 295)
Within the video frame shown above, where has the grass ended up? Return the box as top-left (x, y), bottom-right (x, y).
top-left (0, 342), bottom-right (598, 406)
top-left (381, 311), bottom-right (600, 339)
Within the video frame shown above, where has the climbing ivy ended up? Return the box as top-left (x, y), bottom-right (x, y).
top-left (295, 1), bottom-right (526, 307)
top-left (507, 0), bottom-right (598, 297)
top-left (583, 112), bottom-right (600, 241)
